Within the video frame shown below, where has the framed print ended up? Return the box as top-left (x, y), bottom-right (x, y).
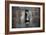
top-left (5, 1), bottom-right (45, 34)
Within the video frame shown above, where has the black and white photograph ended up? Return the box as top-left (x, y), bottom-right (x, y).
top-left (12, 7), bottom-right (40, 28)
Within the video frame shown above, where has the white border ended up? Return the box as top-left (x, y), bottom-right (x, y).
top-left (9, 4), bottom-right (43, 32)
